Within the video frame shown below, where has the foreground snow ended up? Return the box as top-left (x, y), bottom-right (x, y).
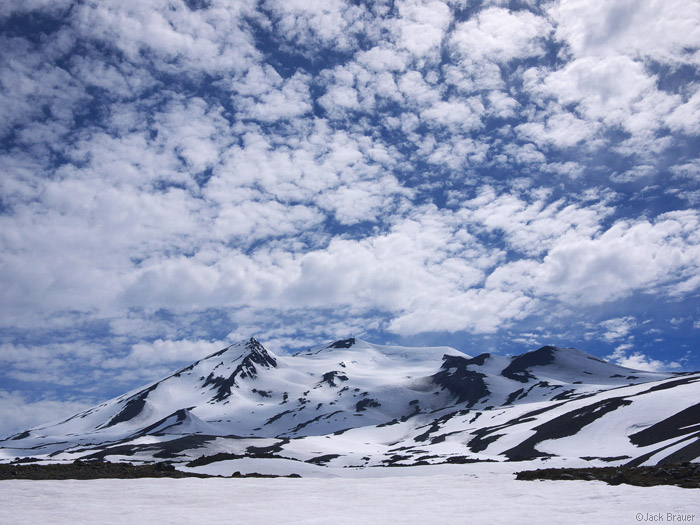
top-left (1, 466), bottom-right (697, 524)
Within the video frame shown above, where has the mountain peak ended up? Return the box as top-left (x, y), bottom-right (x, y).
top-left (327, 337), bottom-right (356, 349)
top-left (203, 337), bottom-right (276, 362)
top-left (501, 346), bottom-right (558, 382)
top-left (219, 337), bottom-right (277, 367)
top-left (243, 336), bottom-right (271, 356)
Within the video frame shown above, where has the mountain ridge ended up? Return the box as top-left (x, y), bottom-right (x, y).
top-left (1, 337), bottom-right (698, 474)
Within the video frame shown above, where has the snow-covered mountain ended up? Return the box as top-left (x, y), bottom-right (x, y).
top-left (2, 337), bottom-right (699, 473)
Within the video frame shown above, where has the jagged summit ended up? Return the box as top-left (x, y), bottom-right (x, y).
top-left (201, 339), bottom-right (277, 403)
top-left (202, 336), bottom-right (275, 362)
top-left (1, 337), bottom-right (697, 471)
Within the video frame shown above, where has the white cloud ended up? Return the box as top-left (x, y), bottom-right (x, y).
top-left (599, 316), bottom-right (636, 342)
top-left (487, 210), bottom-right (700, 305)
top-left (223, 307), bottom-right (384, 354)
top-left (425, 136), bottom-right (489, 169)
top-left (666, 85), bottom-right (700, 135)
top-left (543, 161), bottom-right (585, 178)
top-left (450, 7), bottom-right (551, 63)
top-left (486, 90), bottom-right (519, 119)
top-left (515, 109), bottom-right (598, 149)
top-left (262, 0), bottom-right (372, 56)
top-left (610, 164), bottom-right (657, 183)
top-left (111, 205), bottom-right (503, 327)
top-left (0, 390), bottom-right (94, 438)
top-left (501, 143), bottom-right (546, 167)
top-left (0, 37), bottom-right (84, 143)
top-left (0, 0), bottom-right (71, 19)
top-left (318, 85), bottom-right (361, 114)
top-left (534, 56), bottom-right (678, 136)
top-left (606, 348), bottom-right (680, 372)
top-left (461, 187), bottom-right (613, 257)
top-left (126, 338), bottom-right (228, 365)
top-left (388, 288), bottom-right (536, 335)
top-left (548, 0), bottom-right (700, 66)
top-left (233, 68), bottom-right (313, 122)
top-left (398, 70), bottom-right (441, 106)
top-left (396, 0), bottom-right (452, 61)
top-left (75, 0), bottom-right (262, 75)
top-left (512, 0), bottom-right (700, 166)
top-left (211, 201), bottom-right (324, 242)
top-left (151, 97), bottom-right (230, 173)
top-left (316, 179), bottom-right (404, 225)
top-left (357, 47), bottom-right (408, 73)
top-left (420, 98), bottom-right (484, 131)
top-left (0, 342), bottom-right (115, 388)
top-left (669, 317), bottom-right (686, 328)
top-left (671, 159), bottom-right (700, 181)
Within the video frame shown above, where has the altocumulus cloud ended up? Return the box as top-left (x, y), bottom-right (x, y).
top-left (1, 0), bottom-right (700, 435)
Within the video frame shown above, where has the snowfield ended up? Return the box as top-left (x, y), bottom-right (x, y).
top-left (1, 466), bottom-right (698, 525)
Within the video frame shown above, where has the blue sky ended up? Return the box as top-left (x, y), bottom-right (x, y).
top-left (1, 0), bottom-right (700, 436)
